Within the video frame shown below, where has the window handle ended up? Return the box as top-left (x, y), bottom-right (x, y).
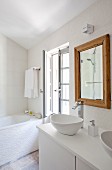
top-left (54, 89), bottom-right (61, 92)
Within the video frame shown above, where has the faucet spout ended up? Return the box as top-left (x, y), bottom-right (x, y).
top-left (72, 101), bottom-right (84, 119)
top-left (72, 101), bottom-right (84, 128)
top-left (78, 102), bottom-right (84, 119)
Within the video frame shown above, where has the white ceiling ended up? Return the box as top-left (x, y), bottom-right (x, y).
top-left (0, 0), bottom-right (97, 49)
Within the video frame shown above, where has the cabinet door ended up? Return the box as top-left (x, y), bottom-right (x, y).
top-left (76, 157), bottom-right (94, 170)
top-left (39, 132), bottom-right (75, 170)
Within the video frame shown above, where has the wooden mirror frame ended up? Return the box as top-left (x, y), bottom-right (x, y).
top-left (74, 34), bottom-right (111, 109)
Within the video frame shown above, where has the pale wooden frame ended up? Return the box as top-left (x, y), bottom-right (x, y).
top-left (74, 34), bottom-right (111, 109)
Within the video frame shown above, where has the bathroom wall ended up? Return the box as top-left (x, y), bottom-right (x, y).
top-left (0, 33), bottom-right (28, 116)
top-left (28, 0), bottom-right (112, 130)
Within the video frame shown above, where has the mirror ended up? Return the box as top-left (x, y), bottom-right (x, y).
top-left (74, 34), bottom-right (111, 109)
top-left (80, 45), bottom-right (103, 100)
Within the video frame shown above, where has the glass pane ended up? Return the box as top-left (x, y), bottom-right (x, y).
top-left (46, 55), bottom-right (51, 115)
top-left (53, 54), bottom-right (59, 114)
top-left (61, 69), bottom-right (69, 84)
top-left (61, 53), bottom-right (69, 68)
top-left (61, 85), bottom-right (69, 100)
top-left (61, 101), bottom-right (69, 114)
top-left (80, 45), bottom-right (103, 99)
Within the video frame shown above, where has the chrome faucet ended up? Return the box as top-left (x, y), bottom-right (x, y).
top-left (72, 101), bottom-right (84, 128)
top-left (72, 101), bottom-right (84, 119)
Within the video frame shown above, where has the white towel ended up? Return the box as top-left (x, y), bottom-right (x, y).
top-left (27, 68), bottom-right (34, 90)
top-left (24, 68), bottom-right (39, 98)
top-left (33, 69), bottom-right (39, 98)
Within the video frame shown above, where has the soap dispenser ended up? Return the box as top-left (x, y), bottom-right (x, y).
top-left (88, 120), bottom-right (98, 137)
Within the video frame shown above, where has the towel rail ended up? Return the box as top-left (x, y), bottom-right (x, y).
top-left (33, 67), bottom-right (41, 71)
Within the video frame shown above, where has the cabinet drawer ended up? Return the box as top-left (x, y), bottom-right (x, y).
top-left (39, 132), bottom-right (75, 170)
top-left (76, 157), bottom-right (94, 170)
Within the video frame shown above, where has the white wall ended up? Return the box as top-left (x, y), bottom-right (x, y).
top-left (28, 0), bottom-right (112, 130)
top-left (0, 33), bottom-right (28, 116)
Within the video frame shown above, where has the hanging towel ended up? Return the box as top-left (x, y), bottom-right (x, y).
top-left (24, 68), bottom-right (39, 98)
top-left (33, 69), bottom-right (39, 98)
top-left (24, 68), bottom-right (33, 98)
top-left (27, 68), bottom-right (34, 90)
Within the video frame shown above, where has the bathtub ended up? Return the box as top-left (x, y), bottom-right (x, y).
top-left (0, 114), bottom-right (43, 166)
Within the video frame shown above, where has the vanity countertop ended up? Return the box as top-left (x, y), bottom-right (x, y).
top-left (38, 123), bottom-right (112, 170)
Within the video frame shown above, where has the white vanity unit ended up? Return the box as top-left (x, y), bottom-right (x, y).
top-left (38, 124), bottom-right (112, 170)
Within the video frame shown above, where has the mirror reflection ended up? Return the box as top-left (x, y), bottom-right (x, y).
top-left (80, 45), bottom-right (103, 100)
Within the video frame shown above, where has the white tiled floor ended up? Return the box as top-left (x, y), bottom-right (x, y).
top-left (0, 151), bottom-right (39, 170)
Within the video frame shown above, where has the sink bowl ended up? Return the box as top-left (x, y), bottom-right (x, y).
top-left (50, 114), bottom-right (83, 135)
top-left (100, 131), bottom-right (112, 158)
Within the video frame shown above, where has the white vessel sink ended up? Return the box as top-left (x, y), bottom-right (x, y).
top-left (50, 114), bottom-right (83, 135)
top-left (100, 131), bottom-right (112, 158)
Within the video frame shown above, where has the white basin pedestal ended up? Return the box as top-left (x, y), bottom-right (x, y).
top-left (50, 114), bottom-right (83, 135)
top-left (100, 131), bottom-right (112, 158)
